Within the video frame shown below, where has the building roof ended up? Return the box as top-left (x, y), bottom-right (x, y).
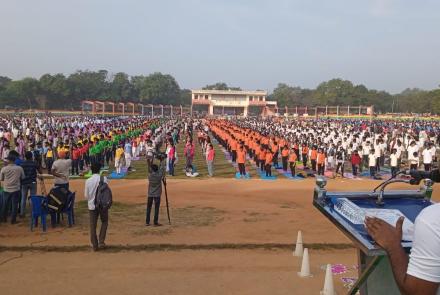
top-left (191, 89), bottom-right (267, 96)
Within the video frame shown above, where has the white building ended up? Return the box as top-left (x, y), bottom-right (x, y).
top-left (191, 89), bottom-right (274, 117)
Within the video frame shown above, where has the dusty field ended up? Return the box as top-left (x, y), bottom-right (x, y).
top-left (1, 178), bottom-right (438, 294)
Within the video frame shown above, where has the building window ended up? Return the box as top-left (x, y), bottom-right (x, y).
top-left (205, 95), bottom-right (209, 100)
top-left (194, 95), bottom-right (198, 99)
top-left (250, 96), bottom-right (253, 101)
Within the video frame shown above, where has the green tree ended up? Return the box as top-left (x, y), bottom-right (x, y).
top-left (110, 72), bottom-right (134, 101)
top-left (4, 78), bottom-right (39, 109)
top-left (136, 72), bottom-right (181, 105)
top-left (67, 70), bottom-right (110, 107)
top-left (203, 82), bottom-right (241, 91)
top-left (272, 83), bottom-right (304, 107)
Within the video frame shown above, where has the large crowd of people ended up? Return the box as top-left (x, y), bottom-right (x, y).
top-left (208, 117), bottom-right (440, 179)
top-left (0, 114), bottom-right (439, 226)
top-left (0, 113), bottom-right (439, 293)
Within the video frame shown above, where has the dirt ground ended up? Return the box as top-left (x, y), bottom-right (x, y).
top-left (1, 178), bottom-right (439, 294)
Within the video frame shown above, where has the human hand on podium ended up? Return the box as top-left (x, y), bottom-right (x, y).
top-left (365, 216), bottom-right (404, 252)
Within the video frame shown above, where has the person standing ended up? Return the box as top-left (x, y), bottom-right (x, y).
top-left (114, 144), bottom-right (124, 175)
top-left (168, 142), bottom-right (176, 176)
top-left (0, 154), bottom-right (25, 224)
top-left (71, 144), bottom-right (80, 176)
top-left (265, 150), bottom-right (273, 177)
top-left (369, 149), bottom-right (377, 178)
top-left (206, 143), bottom-right (215, 177)
top-left (390, 148), bottom-right (399, 177)
top-left (422, 145), bottom-right (433, 172)
top-left (335, 147), bottom-right (346, 177)
top-left (301, 143), bottom-right (309, 169)
top-left (84, 163), bottom-right (109, 251)
top-left (288, 149), bottom-right (298, 177)
top-left (236, 145), bottom-right (246, 178)
top-left (317, 148), bottom-right (326, 176)
top-left (145, 140), bottom-right (155, 168)
top-left (20, 151), bottom-right (42, 218)
top-left (124, 140), bottom-right (132, 171)
top-left (310, 146), bottom-right (318, 172)
top-left (351, 150), bottom-right (361, 177)
top-left (281, 145), bottom-right (289, 172)
top-left (362, 141), bottom-right (371, 171)
top-left (45, 144), bottom-right (54, 174)
top-left (51, 151), bottom-right (72, 190)
top-left (184, 139), bottom-right (195, 173)
top-left (146, 159), bottom-right (166, 226)
top-left (259, 146), bottom-right (266, 172)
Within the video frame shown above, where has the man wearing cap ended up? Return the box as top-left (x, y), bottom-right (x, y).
top-left (0, 154), bottom-right (25, 224)
top-left (51, 151), bottom-right (72, 190)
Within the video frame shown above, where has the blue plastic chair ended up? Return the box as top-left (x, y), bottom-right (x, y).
top-left (30, 196), bottom-right (48, 232)
top-left (51, 192), bottom-right (76, 227)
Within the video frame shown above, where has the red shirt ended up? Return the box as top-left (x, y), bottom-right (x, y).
top-left (351, 153), bottom-right (361, 165)
top-left (72, 149), bottom-right (81, 160)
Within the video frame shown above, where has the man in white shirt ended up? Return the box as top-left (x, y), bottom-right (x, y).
top-left (84, 163), bottom-right (109, 251)
top-left (366, 203), bottom-right (440, 295)
top-left (422, 146), bottom-right (433, 172)
top-left (390, 148), bottom-right (399, 177)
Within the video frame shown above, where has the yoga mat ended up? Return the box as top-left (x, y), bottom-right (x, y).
top-left (108, 171), bottom-right (127, 179)
top-left (235, 172), bottom-right (251, 179)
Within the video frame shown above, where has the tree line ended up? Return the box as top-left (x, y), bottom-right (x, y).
top-left (0, 71), bottom-right (190, 110)
top-left (271, 79), bottom-right (440, 114)
top-left (0, 71), bottom-right (438, 114)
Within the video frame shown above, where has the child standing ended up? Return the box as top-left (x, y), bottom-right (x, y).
top-left (281, 145), bottom-right (289, 172)
top-left (237, 145), bottom-right (246, 178)
top-left (390, 148), bottom-right (398, 177)
top-left (351, 150), bottom-right (361, 177)
top-left (288, 149), bottom-right (297, 177)
top-left (206, 143), bottom-right (215, 177)
top-left (317, 148), bottom-right (326, 176)
top-left (115, 144), bottom-right (124, 175)
top-left (265, 150), bottom-right (273, 177)
top-left (369, 149), bottom-right (377, 178)
top-left (409, 152), bottom-right (419, 171)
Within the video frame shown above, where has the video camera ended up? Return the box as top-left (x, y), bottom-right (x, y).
top-left (153, 151), bottom-right (167, 161)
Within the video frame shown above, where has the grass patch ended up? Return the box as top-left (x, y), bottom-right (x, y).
top-left (69, 201), bottom-right (226, 237)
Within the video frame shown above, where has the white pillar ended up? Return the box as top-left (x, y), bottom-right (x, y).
top-left (209, 103), bottom-right (214, 115)
top-left (244, 106), bottom-right (248, 117)
top-left (347, 105), bottom-right (350, 116)
top-left (325, 105), bottom-right (328, 115)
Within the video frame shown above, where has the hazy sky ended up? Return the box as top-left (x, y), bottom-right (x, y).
top-left (1, 0), bottom-right (439, 93)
